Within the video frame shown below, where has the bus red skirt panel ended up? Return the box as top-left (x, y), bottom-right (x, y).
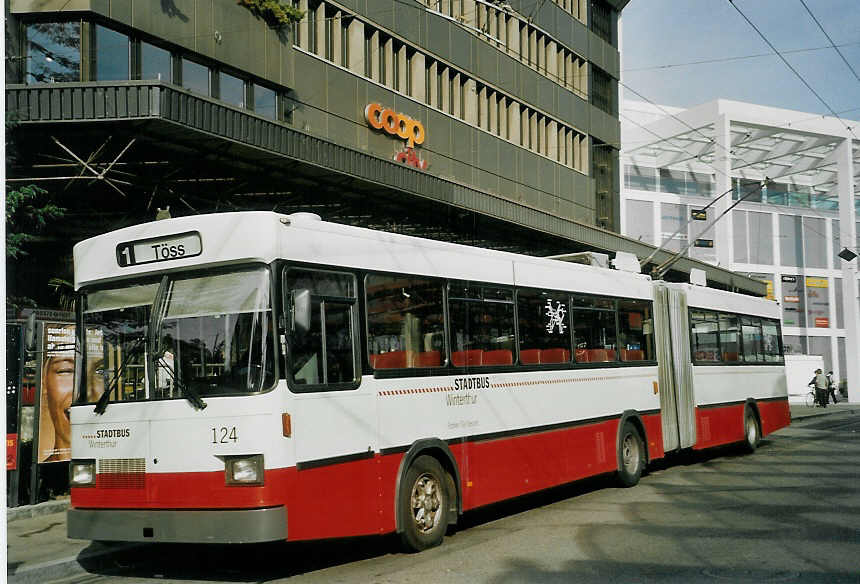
top-left (693, 397), bottom-right (790, 450)
top-left (72, 411), bottom-right (667, 541)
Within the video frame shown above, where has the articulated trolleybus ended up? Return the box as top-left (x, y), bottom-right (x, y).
top-left (68, 212), bottom-right (789, 550)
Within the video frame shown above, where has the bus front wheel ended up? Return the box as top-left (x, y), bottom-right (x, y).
top-left (399, 455), bottom-right (448, 552)
top-left (616, 422), bottom-right (645, 487)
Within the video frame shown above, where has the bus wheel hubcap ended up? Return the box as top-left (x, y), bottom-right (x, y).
top-left (623, 435), bottom-right (639, 472)
top-left (410, 473), bottom-right (441, 533)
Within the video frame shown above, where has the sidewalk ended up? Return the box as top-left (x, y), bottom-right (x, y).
top-left (5, 402), bottom-right (857, 583)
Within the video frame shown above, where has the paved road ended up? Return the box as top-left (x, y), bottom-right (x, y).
top-left (12, 409), bottom-right (860, 584)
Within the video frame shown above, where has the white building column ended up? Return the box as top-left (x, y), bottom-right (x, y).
top-left (837, 137), bottom-right (859, 401)
top-left (714, 112), bottom-right (733, 270)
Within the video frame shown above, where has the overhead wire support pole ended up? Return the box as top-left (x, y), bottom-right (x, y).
top-left (651, 180), bottom-right (770, 281)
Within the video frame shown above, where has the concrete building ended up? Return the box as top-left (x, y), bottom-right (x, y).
top-left (621, 99), bottom-right (860, 398)
top-left (5, 0), bottom-right (767, 309)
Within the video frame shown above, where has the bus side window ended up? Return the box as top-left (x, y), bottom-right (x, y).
top-left (284, 268), bottom-right (358, 390)
top-left (448, 283), bottom-right (515, 367)
top-left (571, 295), bottom-right (617, 363)
top-left (618, 299), bottom-right (652, 361)
top-left (690, 309), bottom-right (720, 362)
top-left (517, 290), bottom-right (571, 364)
top-left (365, 274), bottom-right (445, 370)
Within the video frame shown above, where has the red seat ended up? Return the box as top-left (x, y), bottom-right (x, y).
top-left (452, 350), bottom-right (483, 367)
top-left (372, 350), bottom-right (407, 369)
top-left (483, 349), bottom-right (513, 365)
top-left (722, 352), bottom-right (738, 362)
top-left (520, 349), bottom-right (541, 364)
top-left (540, 348), bottom-right (570, 363)
top-left (417, 350), bottom-right (441, 367)
top-left (605, 349), bottom-right (616, 361)
top-left (621, 349), bottom-right (644, 361)
top-left (578, 349), bottom-right (610, 362)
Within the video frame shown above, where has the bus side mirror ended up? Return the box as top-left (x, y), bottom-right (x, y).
top-left (293, 289), bottom-right (311, 334)
top-left (23, 313), bottom-right (37, 353)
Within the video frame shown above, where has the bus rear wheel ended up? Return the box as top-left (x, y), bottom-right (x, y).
top-left (616, 422), bottom-right (645, 487)
top-left (399, 455), bottom-right (448, 552)
top-left (741, 407), bottom-right (760, 454)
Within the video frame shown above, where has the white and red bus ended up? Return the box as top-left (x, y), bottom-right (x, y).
top-left (67, 211), bottom-right (789, 550)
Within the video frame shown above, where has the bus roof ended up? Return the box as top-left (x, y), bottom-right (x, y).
top-left (73, 211), bottom-right (655, 299)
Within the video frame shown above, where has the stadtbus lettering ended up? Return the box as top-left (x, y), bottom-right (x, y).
top-left (365, 103), bottom-right (425, 148)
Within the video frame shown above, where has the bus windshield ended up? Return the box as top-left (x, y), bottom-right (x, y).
top-left (79, 267), bottom-right (275, 405)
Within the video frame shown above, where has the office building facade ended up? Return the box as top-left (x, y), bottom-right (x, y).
top-left (621, 99), bottom-right (860, 397)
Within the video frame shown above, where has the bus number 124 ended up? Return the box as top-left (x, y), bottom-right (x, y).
top-left (211, 426), bottom-right (238, 444)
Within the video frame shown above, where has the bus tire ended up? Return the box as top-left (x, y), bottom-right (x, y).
top-left (616, 422), bottom-right (645, 488)
top-left (741, 407), bottom-right (760, 454)
top-left (399, 455), bottom-right (448, 552)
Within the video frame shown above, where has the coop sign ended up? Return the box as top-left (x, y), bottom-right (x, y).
top-left (365, 103), bottom-right (426, 148)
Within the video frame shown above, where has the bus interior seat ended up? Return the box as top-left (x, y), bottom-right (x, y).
top-left (541, 348), bottom-right (570, 363)
top-left (452, 350), bottom-right (483, 367)
top-left (483, 349), bottom-right (513, 365)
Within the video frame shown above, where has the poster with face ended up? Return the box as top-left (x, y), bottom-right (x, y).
top-left (39, 322), bottom-right (76, 463)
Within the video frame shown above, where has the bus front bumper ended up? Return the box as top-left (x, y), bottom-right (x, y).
top-left (68, 506), bottom-right (287, 543)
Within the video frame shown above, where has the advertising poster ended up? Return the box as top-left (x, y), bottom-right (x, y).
top-left (38, 323), bottom-right (76, 463)
top-left (780, 275), bottom-right (805, 327)
top-left (805, 277), bottom-right (830, 329)
top-left (7, 434), bottom-right (18, 470)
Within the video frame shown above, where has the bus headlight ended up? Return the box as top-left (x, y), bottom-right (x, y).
top-left (70, 459), bottom-right (96, 487)
top-left (225, 455), bottom-right (264, 485)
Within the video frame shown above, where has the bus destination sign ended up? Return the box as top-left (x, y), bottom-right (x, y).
top-left (116, 231), bottom-right (202, 267)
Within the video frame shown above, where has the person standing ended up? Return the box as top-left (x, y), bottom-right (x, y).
top-left (810, 368), bottom-right (828, 408)
top-left (826, 371), bottom-right (838, 404)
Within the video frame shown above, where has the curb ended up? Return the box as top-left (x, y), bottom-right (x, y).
top-left (9, 553), bottom-right (89, 584)
top-left (791, 406), bottom-right (857, 422)
top-left (7, 499), bottom-right (70, 522)
top-left (8, 542), bottom-right (143, 584)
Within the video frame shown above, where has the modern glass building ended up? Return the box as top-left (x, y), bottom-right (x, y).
top-left (621, 99), bottom-right (860, 398)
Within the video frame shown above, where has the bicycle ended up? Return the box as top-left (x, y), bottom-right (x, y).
top-left (804, 387), bottom-right (816, 407)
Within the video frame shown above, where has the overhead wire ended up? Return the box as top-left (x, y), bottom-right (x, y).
top-left (727, 0), bottom-right (859, 141)
top-left (798, 0), bottom-right (860, 84)
top-left (622, 40), bottom-right (860, 73)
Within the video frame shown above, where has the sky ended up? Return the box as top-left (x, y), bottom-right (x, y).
top-left (621, 0), bottom-right (860, 121)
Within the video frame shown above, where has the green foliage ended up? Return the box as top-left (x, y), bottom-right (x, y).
top-left (238, 0), bottom-right (305, 28)
top-left (6, 184), bottom-right (65, 259)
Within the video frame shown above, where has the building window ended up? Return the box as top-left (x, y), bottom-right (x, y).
top-left (591, 67), bottom-right (616, 116)
top-left (253, 83), bottom-right (278, 120)
top-left (94, 25), bottom-right (129, 81)
top-left (182, 57), bottom-right (210, 96)
top-left (26, 21), bottom-right (81, 83)
top-left (590, 0), bottom-right (614, 46)
top-left (625, 165), bottom-right (657, 191)
top-left (141, 41), bottom-right (171, 81)
top-left (780, 214), bottom-right (806, 267)
top-left (219, 72), bottom-right (246, 108)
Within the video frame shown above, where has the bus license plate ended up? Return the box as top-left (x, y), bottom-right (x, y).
top-left (117, 232), bottom-right (202, 267)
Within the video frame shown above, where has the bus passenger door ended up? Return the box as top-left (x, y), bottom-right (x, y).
top-left (653, 284), bottom-right (696, 451)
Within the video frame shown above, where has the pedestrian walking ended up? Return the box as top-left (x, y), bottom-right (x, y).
top-left (808, 368), bottom-right (828, 408)
top-left (826, 371), bottom-right (838, 404)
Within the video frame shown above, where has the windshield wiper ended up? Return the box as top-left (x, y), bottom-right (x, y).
top-left (94, 336), bottom-right (145, 415)
top-left (155, 355), bottom-right (207, 410)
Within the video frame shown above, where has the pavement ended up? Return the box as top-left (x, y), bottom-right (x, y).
top-left (5, 401), bottom-right (857, 584)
